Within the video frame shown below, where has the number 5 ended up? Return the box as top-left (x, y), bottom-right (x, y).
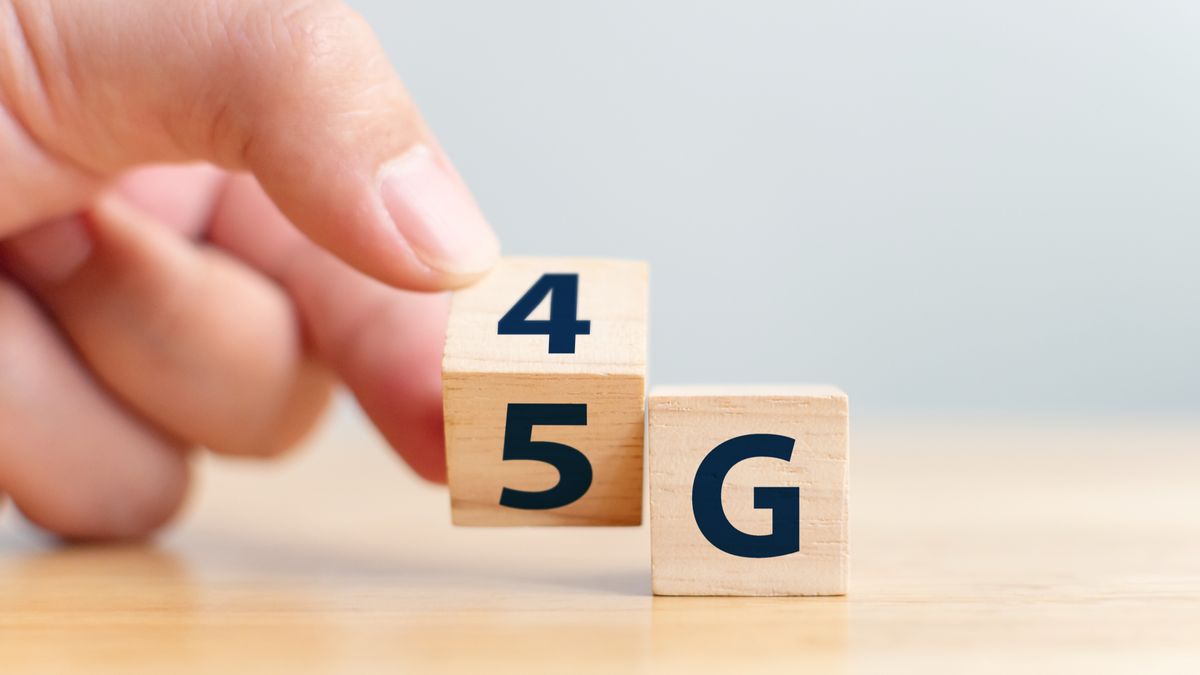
top-left (499, 404), bottom-right (592, 510)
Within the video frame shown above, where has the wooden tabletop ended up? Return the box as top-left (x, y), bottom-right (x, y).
top-left (2, 413), bottom-right (1199, 673)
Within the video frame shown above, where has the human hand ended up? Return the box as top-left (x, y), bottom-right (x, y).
top-left (0, 0), bottom-right (500, 540)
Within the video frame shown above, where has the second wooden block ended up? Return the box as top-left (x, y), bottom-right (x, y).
top-left (649, 385), bottom-right (849, 595)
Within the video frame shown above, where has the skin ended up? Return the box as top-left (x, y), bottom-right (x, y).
top-left (0, 0), bottom-right (502, 540)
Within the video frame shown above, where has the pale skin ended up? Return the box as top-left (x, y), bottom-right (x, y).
top-left (0, 0), bottom-right (502, 540)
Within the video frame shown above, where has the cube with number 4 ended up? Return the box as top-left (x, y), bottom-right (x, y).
top-left (443, 257), bottom-right (648, 526)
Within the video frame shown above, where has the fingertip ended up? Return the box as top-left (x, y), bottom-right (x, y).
top-left (380, 410), bottom-right (448, 485)
top-left (377, 145), bottom-right (501, 286)
top-left (109, 164), bottom-right (226, 239)
top-left (356, 342), bottom-right (449, 485)
top-left (331, 291), bottom-right (450, 484)
top-left (251, 154), bottom-right (499, 295)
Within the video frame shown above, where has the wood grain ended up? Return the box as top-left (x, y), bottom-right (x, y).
top-left (442, 257), bottom-right (647, 525)
top-left (2, 415), bottom-right (1200, 673)
top-left (649, 386), bottom-right (848, 596)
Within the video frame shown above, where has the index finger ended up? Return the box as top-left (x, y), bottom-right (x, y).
top-left (0, 0), bottom-right (499, 290)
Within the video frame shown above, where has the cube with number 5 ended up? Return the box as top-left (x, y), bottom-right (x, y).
top-left (443, 257), bottom-right (647, 525)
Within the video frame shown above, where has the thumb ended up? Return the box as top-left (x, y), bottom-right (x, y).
top-left (0, 0), bottom-right (499, 290)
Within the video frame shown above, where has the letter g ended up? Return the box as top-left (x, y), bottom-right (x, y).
top-left (691, 434), bottom-right (800, 558)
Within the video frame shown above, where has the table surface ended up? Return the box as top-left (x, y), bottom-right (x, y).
top-left (2, 413), bottom-right (1199, 673)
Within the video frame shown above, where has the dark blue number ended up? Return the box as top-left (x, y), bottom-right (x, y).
top-left (499, 403), bottom-right (592, 510)
top-left (691, 434), bottom-right (800, 558)
top-left (497, 274), bottom-right (590, 354)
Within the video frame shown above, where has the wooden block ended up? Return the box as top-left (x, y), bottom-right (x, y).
top-left (443, 257), bottom-right (647, 526)
top-left (649, 385), bottom-right (848, 596)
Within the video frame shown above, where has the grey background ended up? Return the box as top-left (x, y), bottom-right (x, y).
top-left (350, 0), bottom-right (1199, 415)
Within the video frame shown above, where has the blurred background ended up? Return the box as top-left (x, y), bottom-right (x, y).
top-left (347, 0), bottom-right (1200, 417)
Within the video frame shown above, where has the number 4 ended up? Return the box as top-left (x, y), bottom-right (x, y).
top-left (497, 274), bottom-right (591, 354)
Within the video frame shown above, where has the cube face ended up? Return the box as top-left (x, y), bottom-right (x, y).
top-left (649, 386), bottom-right (848, 596)
top-left (443, 258), bottom-right (646, 377)
top-left (444, 373), bottom-right (644, 525)
top-left (443, 258), bottom-right (647, 526)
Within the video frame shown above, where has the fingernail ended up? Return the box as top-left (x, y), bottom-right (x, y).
top-left (1, 216), bottom-right (93, 285)
top-left (379, 145), bottom-right (500, 277)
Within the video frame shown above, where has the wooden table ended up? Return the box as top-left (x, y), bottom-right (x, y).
top-left (3, 413), bottom-right (1199, 673)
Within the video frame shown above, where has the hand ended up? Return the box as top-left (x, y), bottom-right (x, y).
top-left (0, 0), bottom-right (500, 540)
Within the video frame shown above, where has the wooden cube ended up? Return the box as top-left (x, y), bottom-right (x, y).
top-left (649, 386), bottom-right (848, 595)
top-left (443, 257), bottom-right (647, 526)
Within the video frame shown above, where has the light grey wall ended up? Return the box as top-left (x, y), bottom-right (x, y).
top-left (349, 0), bottom-right (1200, 414)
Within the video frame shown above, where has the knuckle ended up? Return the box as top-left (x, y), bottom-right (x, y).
top-left (263, 0), bottom-right (377, 86)
top-left (210, 0), bottom-right (388, 144)
top-left (44, 476), bottom-right (187, 542)
top-left (204, 0), bottom-right (415, 163)
top-left (216, 364), bottom-right (334, 459)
